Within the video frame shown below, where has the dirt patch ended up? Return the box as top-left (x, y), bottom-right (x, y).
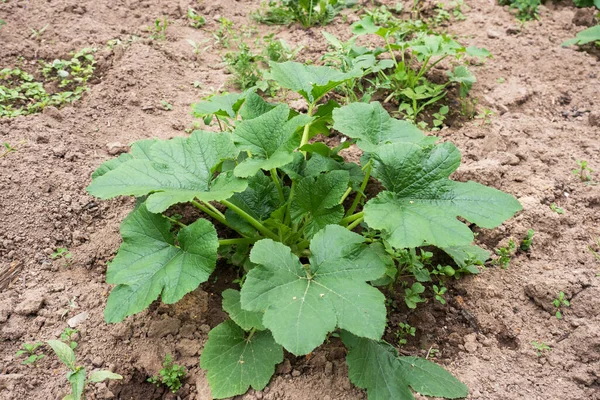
top-left (1, 0), bottom-right (599, 399)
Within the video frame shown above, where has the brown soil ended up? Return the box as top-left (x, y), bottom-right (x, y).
top-left (1, 0), bottom-right (599, 399)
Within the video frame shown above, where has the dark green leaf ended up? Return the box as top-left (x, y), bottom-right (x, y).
top-left (222, 289), bottom-right (265, 331)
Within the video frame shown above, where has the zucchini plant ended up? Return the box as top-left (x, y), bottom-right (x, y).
top-left (87, 61), bottom-right (521, 399)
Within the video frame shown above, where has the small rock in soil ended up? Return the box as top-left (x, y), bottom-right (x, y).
top-left (67, 311), bottom-right (89, 328)
top-left (276, 359), bottom-right (292, 375)
top-left (43, 106), bottom-right (63, 121)
top-left (106, 142), bottom-right (129, 155)
top-left (291, 369), bottom-right (301, 377)
top-left (92, 357), bottom-right (104, 367)
top-left (176, 338), bottom-right (201, 357)
top-left (0, 299), bottom-right (14, 323)
top-left (196, 372), bottom-right (212, 399)
top-left (589, 112), bottom-right (600, 127)
top-left (487, 30), bottom-right (501, 39)
top-left (1, 316), bottom-right (27, 340)
top-left (147, 317), bottom-right (181, 338)
top-left (14, 290), bottom-right (45, 315)
top-left (464, 342), bottom-right (478, 353)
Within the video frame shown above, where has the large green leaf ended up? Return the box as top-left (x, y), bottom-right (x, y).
top-left (562, 25), bottom-right (600, 46)
top-left (200, 320), bottom-right (283, 399)
top-left (87, 131), bottom-right (245, 213)
top-left (290, 170), bottom-right (349, 238)
top-left (104, 204), bottom-right (218, 323)
top-left (240, 225), bottom-right (387, 355)
top-left (332, 102), bottom-right (435, 152)
top-left (192, 91), bottom-right (249, 118)
top-left (92, 139), bottom-right (155, 179)
top-left (67, 368), bottom-right (86, 400)
top-left (233, 104), bottom-right (312, 177)
top-left (47, 340), bottom-right (76, 370)
top-left (267, 61), bottom-right (361, 103)
top-left (222, 289), bottom-right (265, 331)
top-left (341, 332), bottom-right (469, 400)
top-left (364, 142), bottom-right (522, 248)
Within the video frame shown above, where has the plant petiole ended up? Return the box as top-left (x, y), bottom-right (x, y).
top-left (271, 168), bottom-right (285, 203)
top-left (221, 200), bottom-right (279, 241)
top-left (163, 215), bottom-right (186, 228)
top-left (218, 238), bottom-right (257, 246)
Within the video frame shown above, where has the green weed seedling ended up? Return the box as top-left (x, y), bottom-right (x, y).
top-left (433, 284), bottom-right (448, 304)
top-left (60, 327), bottom-right (79, 350)
top-left (30, 24), bottom-right (49, 41)
top-left (395, 323), bottom-right (416, 345)
top-left (15, 342), bottom-right (45, 365)
top-left (553, 291), bottom-right (570, 319)
top-left (572, 160), bottom-right (594, 183)
top-left (187, 8), bottom-right (206, 28)
top-left (87, 61), bottom-right (522, 399)
top-left (1, 142), bottom-right (18, 158)
top-left (550, 203), bottom-right (565, 214)
top-left (160, 100), bottom-right (173, 111)
top-left (186, 38), bottom-right (211, 58)
top-left (253, 0), bottom-right (354, 27)
top-left (47, 340), bottom-right (122, 400)
top-left (213, 17), bottom-right (234, 48)
top-left (494, 239), bottom-right (516, 268)
top-left (148, 355), bottom-right (186, 393)
top-left (589, 236), bottom-right (600, 261)
top-left (531, 341), bottom-right (551, 357)
top-left (498, 0), bottom-right (540, 21)
top-left (150, 17), bottom-right (169, 41)
top-left (51, 247), bottom-right (73, 267)
top-left (520, 229), bottom-right (534, 252)
top-left (475, 108), bottom-right (494, 126)
top-left (0, 19), bottom-right (5, 29)
top-left (562, 25), bottom-right (600, 48)
top-left (405, 282), bottom-right (426, 308)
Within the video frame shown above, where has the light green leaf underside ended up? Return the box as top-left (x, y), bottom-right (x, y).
top-left (104, 204), bottom-right (218, 323)
top-left (233, 104), bottom-right (312, 177)
top-left (222, 289), bottom-right (265, 331)
top-left (268, 61), bottom-right (361, 103)
top-left (290, 170), bottom-right (349, 238)
top-left (200, 320), bottom-right (283, 399)
top-left (364, 142), bottom-right (522, 248)
top-left (341, 332), bottom-right (469, 400)
top-left (47, 340), bottom-right (76, 370)
top-left (241, 225), bottom-right (387, 356)
top-left (88, 370), bottom-right (123, 383)
top-left (67, 368), bottom-right (86, 400)
top-left (332, 102), bottom-right (436, 152)
top-left (441, 244), bottom-right (490, 269)
top-left (87, 131), bottom-right (245, 213)
top-left (192, 91), bottom-right (249, 118)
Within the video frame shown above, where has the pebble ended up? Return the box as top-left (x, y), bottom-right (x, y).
top-left (291, 370), bottom-right (301, 377)
top-left (92, 357), bottom-right (104, 367)
top-left (487, 30), bottom-right (501, 39)
top-left (67, 311), bottom-right (89, 328)
top-left (106, 142), bottom-right (129, 156)
top-left (147, 317), bottom-right (181, 338)
top-left (14, 291), bottom-right (45, 316)
top-left (589, 111), bottom-right (600, 127)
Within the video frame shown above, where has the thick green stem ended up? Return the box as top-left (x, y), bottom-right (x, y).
top-left (221, 200), bottom-right (279, 241)
top-left (246, 327), bottom-right (257, 342)
top-left (299, 103), bottom-right (316, 156)
top-left (346, 216), bottom-right (364, 231)
top-left (163, 215), bottom-right (186, 228)
top-left (218, 238), bottom-right (257, 246)
top-left (346, 161), bottom-right (372, 217)
top-left (191, 200), bottom-right (247, 237)
top-left (339, 186), bottom-right (353, 205)
top-left (202, 201), bottom-right (225, 219)
top-left (341, 211), bottom-right (364, 226)
top-left (271, 168), bottom-right (285, 203)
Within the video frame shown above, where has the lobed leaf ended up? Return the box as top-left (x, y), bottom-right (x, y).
top-left (87, 131), bottom-right (246, 213)
top-left (364, 142), bottom-right (522, 248)
top-left (192, 91), bottom-right (249, 118)
top-left (104, 203), bottom-right (218, 323)
top-left (200, 320), bottom-right (283, 399)
top-left (91, 139), bottom-right (155, 179)
top-left (341, 332), bottom-right (469, 400)
top-left (222, 289), bottom-right (265, 331)
top-left (240, 225), bottom-right (387, 355)
top-left (233, 104), bottom-right (312, 177)
top-left (267, 61), bottom-right (361, 103)
top-left (333, 102), bottom-right (436, 152)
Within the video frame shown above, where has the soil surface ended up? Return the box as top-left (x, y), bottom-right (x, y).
top-left (1, 0), bottom-right (599, 399)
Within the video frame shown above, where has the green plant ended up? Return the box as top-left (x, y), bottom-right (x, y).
top-left (51, 247), bottom-right (73, 267)
top-left (589, 235), bottom-right (600, 261)
top-left (213, 17), bottom-right (234, 48)
top-left (571, 159), bottom-right (594, 182)
top-left (47, 340), bottom-right (122, 400)
top-left (30, 24), bottom-right (49, 41)
top-left (475, 108), bottom-right (494, 125)
top-left (15, 342), bottom-right (45, 365)
top-left (187, 8), bottom-right (206, 28)
top-left (573, 0), bottom-right (600, 8)
top-left (160, 100), bottom-right (173, 111)
top-left (149, 17), bottom-right (169, 41)
top-left (60, 327), bottom-right (79, 350)
top-left (253, 0), bottom-right (354, 27)
top-left (148, 354), bottom-right (186, 393)
top-left (520, 229), bottom-right (534, 252)
top-left (0, 19), bottom-right (5, 29)
top-left (87, 61), bottom-right (522, 399)
top-left (395, 322), bottom-right (416, 345)
top-left (433, 284), bottom-right (448, 304)
top-left (498, 0), bottom-right (540, 21)
top-left (531, 341), bottom-right (551, 356)
top-left (1, 49), bottom-right (96, 117)
top-left (552, 291), bottom-right (570, 319)
top-left (494, 239), bottom-right (516, 268)
top-left (550, 203), bottom-right (565, 214)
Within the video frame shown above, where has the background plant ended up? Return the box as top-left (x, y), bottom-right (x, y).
top-left (553, 291), bottom-right (570, 319)
top-left (253, 0), bottom-right (356, 27)
top-left (15, 342), bottom-right (45, 365)
top-left (148, 354), bottom-right (186, 393)
top-left (87, 61), bottom-right (522, 399)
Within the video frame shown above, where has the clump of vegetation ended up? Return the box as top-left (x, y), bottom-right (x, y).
top-left (553, 291), bottom-right (570, 319)
top-left (571, 159), bottom-right (595, 183)
top-left (494, 239), bottom-right (517, 268)
top-left (520, 229), bottom-right (535, 252)
top-left (531, 341), bottom-right (551, 356)
top-left (87, 61), bottom-right (522, 399)
top-left (187, 8), bottom-right (206, 28)
top-left (498, 0), bottom-right (541, 21)
top-left (148, 355), bottom-right (186, 393)
top-left (15, 342), bottom-right (45, 365)
top-left (253, 0), bottom-right (356, 27)
top-left (1, 49), bottom-right (96, 117)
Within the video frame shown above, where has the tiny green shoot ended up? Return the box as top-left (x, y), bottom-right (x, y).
top-left (531, 341), bottom-right (551, 357)
top-left (15, 342), bottom-right (45, 365)
top-left (148, 354), bottom-right (186, 393)
top-left (550, 203), bottom-right (564, 214)
top-left (494, 239), bottom-right (516, 269)
top-left (552, 291), bottom-right (570, 319)
top-left (520, 229), bottom-right (534, 252)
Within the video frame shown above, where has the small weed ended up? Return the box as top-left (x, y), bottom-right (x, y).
top-left (494, 239), bottom-right (516, 268)
top-left (0, 19), bottom-right (5, 29)
top-left (550, 203), bottom-right (565, 214)
top-left (16, 342), bottom-right (45, 365)
top-left (589, 236), bottom-right (600, 261)
top-left (253, 0), bottom-right (352, 27)
top-left (520, 229), bottom-right (534, 252)
top-left (213, 17), bottom-right (234, 48)
top-left (161, 100), bottom-right (173, 111)
top-left (187, 8), bottom-right (206, 28)
top-left (496, 77), bottom-right (506, 83)
top-left (395, 323), bottom-right (416, 345)
top-left (433, 284), bottom-right (448, 304)
top-left (404, 282), bottom-right (426, 309)
top-left (432, 105), bottom-right (449, 130)
top-left (150, 17), bottom-right (169, 41)
top-left (1, 142), bottom-right (19, 158)
top-left (499, 0), bottom-right (540, 21)
top-left (30, 24), bottom-right (49, 41)
top-left (552, 291), bottom-right (570, 319)
top-left (475, 108), bottom-right (494, 125)
top-left (51, 247), bottom-right (73, 267)
top-left (148, 354), bottom-right (186, 393)
top-left (426, 346), bottom-right (440, 359)
top-left (60, 327), bottom-right (79, 350)
top-left (572, 160), bottom-right (594, 183)
top-left (531, 341), bottom-right (551, 356)
top-left (186, 38), bottom-right (211, 58)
